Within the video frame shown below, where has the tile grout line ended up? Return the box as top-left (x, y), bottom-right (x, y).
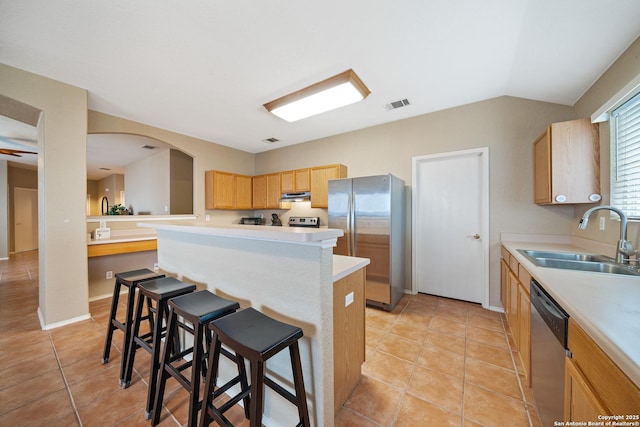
top-left (47, 331), bottom-right (84, 427)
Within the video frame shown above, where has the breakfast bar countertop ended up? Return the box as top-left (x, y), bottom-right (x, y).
top-left (501, 233), bottom-right (640, 387)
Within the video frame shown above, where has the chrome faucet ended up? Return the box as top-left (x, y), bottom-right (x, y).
top-left (578, 205), bottom-right (635, 264)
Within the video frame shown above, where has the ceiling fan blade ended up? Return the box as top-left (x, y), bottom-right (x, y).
top-left (0, 149), bottom-right (37, 157)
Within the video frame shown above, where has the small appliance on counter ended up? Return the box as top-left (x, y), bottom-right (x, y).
top-left (240, 217), bottom-right (264, 225)
top-left (271, 213), bottom-right (282, 226)
top-left (288, 216), bottom-right (320, 228)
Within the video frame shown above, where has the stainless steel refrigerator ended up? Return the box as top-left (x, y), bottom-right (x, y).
top-left (328, 174), bottom-right (405, 311)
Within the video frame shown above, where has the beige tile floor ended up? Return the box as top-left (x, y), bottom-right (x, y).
top-left (1, 250), bottom-right (542, 426)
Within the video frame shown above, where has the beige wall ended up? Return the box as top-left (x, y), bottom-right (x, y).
top-left (257, 96), bottom-right (576, 307)
top-left (88, 110), bottom-right (255, 223)
top-left (0, 63), bottom-right (89, 327)
top-left (572, 36), bottom-right (640, 249)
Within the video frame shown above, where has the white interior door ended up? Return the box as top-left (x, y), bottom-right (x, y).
top-left (14, 187), bottom-right (38, 252)
top-left (412, 148), bottom-right (489, 305)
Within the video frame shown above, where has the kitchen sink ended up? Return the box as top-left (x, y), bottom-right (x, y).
top-left (517, 249), bottom-right (611, 262)
top-left (517, 249), bottom-right (640, 276)
top-left (532, 258), bottom-right (640, 276)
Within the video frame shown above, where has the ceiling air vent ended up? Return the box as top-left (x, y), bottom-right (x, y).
top-left (384, 98), bottom-right (411, 111)
top-left (141, 144), bottom-right (159, 150)
top-left (263, 137), bottom-right (279, 144)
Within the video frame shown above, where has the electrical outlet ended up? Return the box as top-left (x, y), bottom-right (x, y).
top-left (153, 263), bottom-right (159, 271)
top-left (345, 291), bottom-right (354, 307)
top-left (600, 216), bottom-right (606, 230)
top-left (205, 214), bottom-right (210, 222)
top-left (106, 270), bottom-right (113, 280)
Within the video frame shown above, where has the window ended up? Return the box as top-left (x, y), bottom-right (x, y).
top-left (611, 91), bottom-right (640, 218)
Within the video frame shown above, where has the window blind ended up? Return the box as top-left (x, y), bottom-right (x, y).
top-left (612, 91), bottom-right (640, 218)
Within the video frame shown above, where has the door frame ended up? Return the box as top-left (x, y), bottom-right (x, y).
top-left (411, 147), bottom-right (490, 308)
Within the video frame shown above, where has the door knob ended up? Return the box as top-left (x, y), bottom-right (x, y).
top-left (469, 233), bottom-right (480, 240)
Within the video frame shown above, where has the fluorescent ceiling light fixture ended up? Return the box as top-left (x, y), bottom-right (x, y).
top-left (264, 69), bottom-right (371, 122)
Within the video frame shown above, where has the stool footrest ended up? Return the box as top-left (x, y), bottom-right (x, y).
top-left (264, 375), bottom-right (298, 406)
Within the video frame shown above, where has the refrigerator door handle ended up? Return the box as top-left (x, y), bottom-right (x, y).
top-left (347, 193), bottom-right (353, 256)
top-left (351, 192), bottom-right (357, 256)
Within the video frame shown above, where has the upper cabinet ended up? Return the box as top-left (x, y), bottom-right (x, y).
top-left (206, 163), bottom-right (347, 210)
top-left (281, 168), bottom-right (311, 193)
top-left (311, 164), bottom-right (348, 208)
top-left (533, 118), bottom-right (600, 205)
top-left (205, 170), bottom-right (252, 210)
top-left (253, 172), bottom-right (281, 209)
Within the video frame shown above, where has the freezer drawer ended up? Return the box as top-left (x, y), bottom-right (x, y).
top-left (366, 281), bottom-right (391, 305)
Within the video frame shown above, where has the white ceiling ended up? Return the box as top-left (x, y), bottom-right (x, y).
top-left (1, 0), bottom-right (640, 162)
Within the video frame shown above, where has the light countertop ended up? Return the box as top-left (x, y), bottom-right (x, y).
top-left (138, 221), bottom-right (344, 244)
top-left (333, 255), bottom-right (370, 282)
top-left (87, 228), bottom-right (157, 245)
top-left (501, 234), bottom-right (640, 387)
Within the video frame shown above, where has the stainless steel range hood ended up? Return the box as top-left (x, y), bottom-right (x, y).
top-left (280, 191), bottom-right (311, 202)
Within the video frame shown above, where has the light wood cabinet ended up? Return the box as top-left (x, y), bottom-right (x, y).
top-left (518, 281), bottom-right (531, 383)
top-left (281, 168), bottom-right (310, 193)
top-left (564, 318), bottom-right (640, 420)
top-left (333, 267), bottom-right (365, 412)
top-left (252, 172), bottom-right (281, 209)
top-left (533, 118), bottom-right (600, 205)
top-left (565, 357), bottom-right (608, 422)
top-left (310, 164), bottom-right (347, 208)
top-left (500, 246), bottom-right (531, 384)
top-left (205, 170), bottom-right (252, 210)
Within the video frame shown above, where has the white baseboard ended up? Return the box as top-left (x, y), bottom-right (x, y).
top-left (38, 307), bottom-right (91, 330)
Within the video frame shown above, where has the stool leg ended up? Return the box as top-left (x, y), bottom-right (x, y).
top-left (199, 336), bottom-right (223, 427)
top-left (122, 291), bottom-right (145, 388)
top-left (187, 322), bottom-right (204, 427)
top-left (101, 278), bottom-right (121, 364)
top-left (236, 354), bottom-right (250, 419)
top-left (289, 342), bottom-right (310, 426)
top-left (151, 308), bottom-right (178, 426)
top-left (145, 299), bottom-right (168, 420)
top-left (119, 283), bottom-right (138, 385)
top-left (249, 361), bottom-right (265, 427)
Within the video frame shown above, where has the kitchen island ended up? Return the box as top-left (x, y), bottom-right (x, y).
top-left (138, 221), bottom-right (369, 427)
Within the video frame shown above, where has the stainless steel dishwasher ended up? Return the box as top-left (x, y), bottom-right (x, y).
top-left (530, 279), bottom-right (570, 427)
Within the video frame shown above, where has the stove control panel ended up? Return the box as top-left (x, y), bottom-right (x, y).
top-left (288, 217), bottom-right (320, 228)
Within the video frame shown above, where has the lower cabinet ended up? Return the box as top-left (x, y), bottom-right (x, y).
top-left (500, 246), bottom-right (531, 384)
top-left (565, 357), bottom-right (607, 422)
top-left (565, 318), bottom-right (640, 420)
top-left (333, 267), bottom-right (365, 413)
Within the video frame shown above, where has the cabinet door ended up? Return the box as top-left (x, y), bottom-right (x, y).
top-left (549, 118), bottom-right (600, 204)
top-left (310, 164), bottom-right (347, 208)
top-left (252, 175), bottom-right (267, 209)
top-left (507, 270), bottom-right (520, 344)
top-left (564, 358), bottom-right (608, 422)
top-left (294, 168), bottom-right (311, 191)
top-left (205, 170), bottom-right (235, 209)
top-left (235, 175), bottom-right (253, 209)
top-left (500, 258), bottom-right (509, 310)
top-left (266, 173), bottom-right (281, 208)
top-left (533, 129), bottom-right (552, 204)
top-left (280, 170), bottom-right (295, 193)
top-left (518, 282), bottom-right (531, 384)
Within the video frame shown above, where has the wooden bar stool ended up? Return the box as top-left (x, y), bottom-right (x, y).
top-left (200, 307), bottom-right (310, 427)
top-left (150, 290), bottom-right (246, 427)
top-left (101, 268), bottom-right (165, 386)
top-left (122, 276), bottom-right (196, 418)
